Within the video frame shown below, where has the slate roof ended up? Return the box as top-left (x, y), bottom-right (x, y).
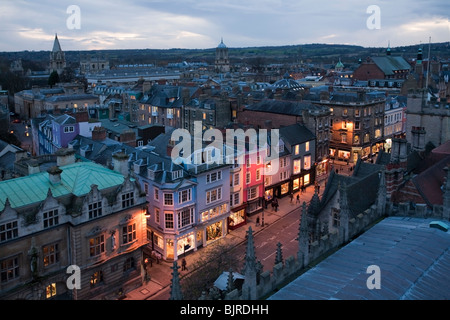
top-left (53, 114), bottom-right (76, 125)
top-left (371, 56), bottom-right (412, 76)
top-left (52, 34), bottom-right (62, 52)
top-left (244, 100), bottom-right (324, 116)
top-left (319, 159), bottom-right (383, 218)
top-left (279, 123), bottom-right (315, 146)
top-left (412, 154), bottom-right (450, 206)
top-left (45, 94), bottom-right (98, 103)
top-left (269, 217), bottom-right (450, 300)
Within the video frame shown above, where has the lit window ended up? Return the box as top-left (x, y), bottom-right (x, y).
top-left (43, 243), bottom-right (59, 267)
top-left (90, 271), bottom-right (103, 287)
top-left (89, 235), bottom-right (105, 257)
top-left (294, 144), bottom-right (300, 155)
top-left (294, 159), bottom-right (301, 174)
top-left (305, 141), bottom-right (310, 152)
top-left (304, 155), bottom-right (311, 170)
top-left (46, 283), bottom-right (57, 299)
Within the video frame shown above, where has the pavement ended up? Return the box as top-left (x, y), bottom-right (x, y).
top-left (123, 163), bottom-right (357, 300)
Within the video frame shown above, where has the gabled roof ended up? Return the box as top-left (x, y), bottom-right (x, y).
top-left (54, 114), bottom-right (76, 125)
top-left (412, 154), bottom-right (450, 206)
top-left (320, 159), bottom-right (382, 218)
top-left (371, 56), bottom-right (411, 75)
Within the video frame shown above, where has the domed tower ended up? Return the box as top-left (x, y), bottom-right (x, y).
top-left (49, 34), bottom-right (66, 75)
top-left (215, 38), bottom-right (230, 73)
top-left (335, 58), bottom-right (344, 72)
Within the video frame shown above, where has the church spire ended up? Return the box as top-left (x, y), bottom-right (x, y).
top-left (52, 33), bottom-right (62, 53)
top-left (386, 41), bottom-right (391, 55)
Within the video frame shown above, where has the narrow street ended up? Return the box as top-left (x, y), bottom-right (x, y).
top-left (126, 183), bottom-right (323, 300)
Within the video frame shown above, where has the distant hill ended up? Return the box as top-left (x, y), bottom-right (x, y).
top-left (1, 42), bottom-right (449, 70)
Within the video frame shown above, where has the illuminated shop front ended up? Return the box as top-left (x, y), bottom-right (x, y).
top-left (315, 159), bottom-right (329, 180)
top-left (281, 182), bottom-right (290, 195)
top-left (293, 177), bottom-right (301, 191)
top-left (206, 221), bottom-right (223, 243)
top-left (384, 138), bottom-right (392, 152)
top-left (303, 173), bottom-right (310, 185)
top-left (338, 150), bottom-right (351, 161)
top-left (228, 208), bottom-right (246, 230)
top-left (265, 188), bottom-right (273, 201)
top-left (177, 233), bottom-right (195, 257)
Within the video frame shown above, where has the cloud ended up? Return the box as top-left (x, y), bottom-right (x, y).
top-left (0, 0), bottom-right (448, 51)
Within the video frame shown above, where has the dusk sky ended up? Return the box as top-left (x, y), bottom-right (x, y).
top-left (0, 0), bottom-right (448, 52)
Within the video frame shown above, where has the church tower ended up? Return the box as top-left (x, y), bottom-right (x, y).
top-left (386, 41), bottom-right (391, 56)
top-left (49, 34), bottom-right (66, 75)
top-left (215, 38), bottom-right (230, 74)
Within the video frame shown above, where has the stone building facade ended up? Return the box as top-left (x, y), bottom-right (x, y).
top-left (0, 151), bottom-right (148, 300)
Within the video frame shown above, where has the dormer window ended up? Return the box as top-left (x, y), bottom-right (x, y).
top-left (43, 209), bottom-right (59, 229)
top-left (88, 201), bottom-right (102, 219)
top-left (172, 170), bottom-right (183, 180)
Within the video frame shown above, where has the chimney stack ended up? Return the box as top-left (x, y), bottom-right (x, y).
top-left (120, 129), bottom-right (136, 147)
top-left (27, 159), bottom-right (40, 175)
top-left (55, 148), bottom-right (76, 167)
top-left (92, 126), bottom-right (107, 141)
top-left (112, 151), bottom-right (129, 177)
top-left (47, 166), bottom-right (63, 185)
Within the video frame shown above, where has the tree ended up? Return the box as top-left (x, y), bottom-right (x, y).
top-left (48, 71), bottom-right (60, 87)
top-left (180, 241), bottom-right (234, 300)
top-left (59, 67), bottom-right (75, 83)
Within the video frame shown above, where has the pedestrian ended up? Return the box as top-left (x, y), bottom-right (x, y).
top-left (296, 194), bottom-right (300, 204)
top-left (290, 193), bottom-right (294, 203)
top-left (256, 216), bottom-right (260, 226)
top-left (274, 198), bottom-right (279, 212)
top-left (182, 258), bottom-right (187, 271)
